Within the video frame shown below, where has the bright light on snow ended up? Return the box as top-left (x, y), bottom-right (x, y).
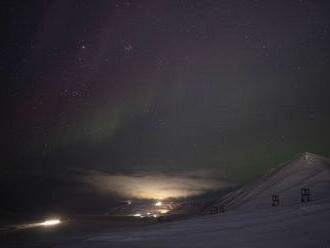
top-left (39, 219), bottom-right (61, 226)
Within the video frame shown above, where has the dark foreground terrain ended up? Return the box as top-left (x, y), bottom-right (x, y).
top-left (1, 153), bottom-right (330, 248)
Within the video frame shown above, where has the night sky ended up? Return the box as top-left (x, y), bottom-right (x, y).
top-left (2, 0), bottom-right (330, 214)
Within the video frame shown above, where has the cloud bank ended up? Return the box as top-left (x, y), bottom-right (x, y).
top-left (80, 170), bottom-right (233, 200)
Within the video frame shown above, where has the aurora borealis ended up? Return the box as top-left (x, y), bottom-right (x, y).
top-left (2, 0), bottom-right (330, 213)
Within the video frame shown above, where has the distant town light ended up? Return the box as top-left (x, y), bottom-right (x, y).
top-left (40, 219), bottom-right (61, 227)
top-left (159, 209), bottom-right (169, 214)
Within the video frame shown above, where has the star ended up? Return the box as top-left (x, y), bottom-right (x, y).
top-left (124, 43), bottom-right (133, 54)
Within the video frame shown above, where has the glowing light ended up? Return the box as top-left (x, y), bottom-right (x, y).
top-left (40, 219), bottom-right (61, 226)
top-left (155, 201), bottom-right (162, 206)
top-left (153, 214), bottom-right (158, 218)
top-left (146, 212), bottom-right (151, 215)
top-left (13, 218), bottom-right (62, 230)
top-left (159, 209), bottom-right (169, 214)
top-left (127, 200), bottom-right (132, 205)
top-left (85, 173), bottom-right (228, 200)
top-left (133, 213), bottom-right (143, 218)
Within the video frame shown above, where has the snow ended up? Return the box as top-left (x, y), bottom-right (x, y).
top-left (57, 152), bottom-right (330, 248)
top-left (207, 152), bottom-right (330, 211)
top-left (62, 202), bottom-right (330, 248)
top-left (2, 152), bottom-right (330, 248)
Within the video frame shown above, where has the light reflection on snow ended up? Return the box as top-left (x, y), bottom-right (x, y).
top-left (39, 219), bottom-right (61, 226)
top-left (13, 218), bottom-right (62, 230)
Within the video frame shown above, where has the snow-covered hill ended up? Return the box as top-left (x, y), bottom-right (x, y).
top-left (4, 153), bottom-right (330, 248)
top-left (205, 152), bottom-right (330, 212)
top-left (79, 152), bottom-right (330, 248)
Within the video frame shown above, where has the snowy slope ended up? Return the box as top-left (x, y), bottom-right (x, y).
top-left (205, 152), bottom-right (330, 212)
top-left (5, 152), bottom-right (329, 248)
top-left (81, 202), bottom-right (330, 248)
top-left (52, 152), bottom-right (330, 248)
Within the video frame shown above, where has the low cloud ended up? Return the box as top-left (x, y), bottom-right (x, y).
top-left (78, 169), bottom-right (233, 200)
